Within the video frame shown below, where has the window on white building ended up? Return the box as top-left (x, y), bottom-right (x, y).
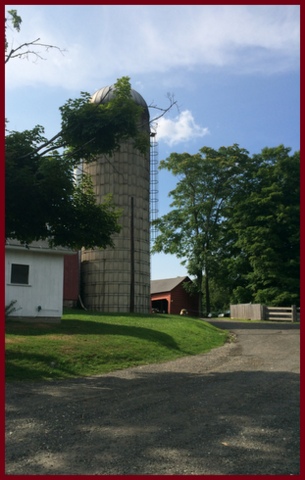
top-left (11, 264), bottom-right (29, 285)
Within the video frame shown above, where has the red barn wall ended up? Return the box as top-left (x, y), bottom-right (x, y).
top-left (63, 253), bottom-right (80, 307)
top-left (170, 283), bottom-right (199, 316)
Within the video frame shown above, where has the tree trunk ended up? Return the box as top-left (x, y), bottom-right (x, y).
top-left (129, 196), bottom-right (135, 313)
top-left (205, 268), bottom-right (210, 315)
top-left (196, 270), bottom-right (203, 317)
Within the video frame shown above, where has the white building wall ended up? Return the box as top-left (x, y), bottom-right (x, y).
top-left (5, 249), bottom-right (64, 320)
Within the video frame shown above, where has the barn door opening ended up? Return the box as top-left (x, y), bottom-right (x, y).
top-left (151, 299), bottom-right (168, 314)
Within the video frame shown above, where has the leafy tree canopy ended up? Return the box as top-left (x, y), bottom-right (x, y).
top-left (228, 146), bottom-right (300, 306)
top-left (152, 144), bottom-right (299, 310)
top-left (5, 76), bottom-right (150, 249)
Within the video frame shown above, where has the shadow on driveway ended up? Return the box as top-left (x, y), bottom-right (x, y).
top-left (6, 366), bottom-right (300, 474)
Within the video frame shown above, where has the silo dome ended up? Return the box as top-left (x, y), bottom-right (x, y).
top-left (91, 85), bottom-right (148, 109)
top-left (91, 85), bottom-right (150, 135)
top-left (81, 85), bottom-right (151, 313)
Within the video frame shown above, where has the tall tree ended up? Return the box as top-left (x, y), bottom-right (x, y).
top-left (6, 75), bottom-right (177, 249)
top-left (152, 144), bottom-right (299, 312)
top-left (152, 145), bottom-right (251, 315)
top-left (227, 145), bottom-right (300, 306)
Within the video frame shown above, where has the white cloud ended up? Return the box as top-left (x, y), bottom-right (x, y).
top-left (156, 110), bottom-right (210, 147)
top-left (5, 5), bottom-right (300, 91)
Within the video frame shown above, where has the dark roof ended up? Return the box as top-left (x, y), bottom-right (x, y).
top-left (151, 276), bottom-right (190, 294)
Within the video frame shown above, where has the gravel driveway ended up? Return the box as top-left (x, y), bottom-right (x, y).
top-left (5, 320), bottom-right (300, 475)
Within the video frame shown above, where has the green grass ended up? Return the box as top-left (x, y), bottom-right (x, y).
top-left (5, 309), bottom-right (229, 382)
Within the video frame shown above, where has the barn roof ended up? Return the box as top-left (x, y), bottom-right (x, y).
top-left (151, 276), bottom-right (190, 294)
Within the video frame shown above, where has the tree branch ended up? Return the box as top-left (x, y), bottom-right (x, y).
top-left (5, 37), bottom-right (65, 64)
top-left (148, 94), bottom-right (179, 125)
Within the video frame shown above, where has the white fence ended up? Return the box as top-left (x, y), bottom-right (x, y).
top-left (230, 304), bottom-right (300, 322)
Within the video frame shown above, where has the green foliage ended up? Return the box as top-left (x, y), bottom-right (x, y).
top-left (5, 311), bottom-right (228, 381)
top-left (6, 126), bottom-right (74, 245)
top-left (5, 9), bottom-right (22, 51)
top-left (7, 9), bottom-right (22, 32)
top-left (153, 144), bottom-right (299, 310)
top-left (45, 174), bottom-right (122, 250)
top-left (60, 77), bottom-right (149, 163)
top-left (228, 146), bottom-right (300, 306)
top-left (5, 77), bottom-right (151, 249)
top-left (5, 124), bottom-right (121, 249)
top-left (152, 144), bottom-right (251, 314)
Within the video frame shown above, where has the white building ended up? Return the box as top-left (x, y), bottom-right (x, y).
top-left (5, 239), bottom-right (75, 323)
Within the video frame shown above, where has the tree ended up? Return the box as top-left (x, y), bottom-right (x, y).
top-left (152, 145), bottom-right (251, 315)
top-left (152, 144), bottom-right (299, 313)
top-left (5, 77), bottom-right (150, 249)
top-left (227, 145), bottom-right (300, 306)
top-left (5, 124), bottom-right (121, 249)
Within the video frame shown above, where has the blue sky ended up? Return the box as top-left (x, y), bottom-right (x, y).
top-left (5, 4), bottom-right (300, 280)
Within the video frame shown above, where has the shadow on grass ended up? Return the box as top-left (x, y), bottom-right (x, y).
top-left (5, 351), bottom-right (78, 381)
top-left (6, 320), bottom-right (184, 381)
top-left (6, 319), bottom-right (179, 349)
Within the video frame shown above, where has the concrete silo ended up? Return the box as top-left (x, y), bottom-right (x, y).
top-left (80, 85), bottom-right (151, 313)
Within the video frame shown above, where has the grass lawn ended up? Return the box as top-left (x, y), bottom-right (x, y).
top-left (5, 309), bottom-right (229, 381)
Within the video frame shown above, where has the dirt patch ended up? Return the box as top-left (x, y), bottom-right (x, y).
top-left (5, 337), bottom-right (25, 344)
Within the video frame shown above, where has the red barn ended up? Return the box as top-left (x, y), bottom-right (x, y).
top-left (151, 276), bottom-right (200, 316)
